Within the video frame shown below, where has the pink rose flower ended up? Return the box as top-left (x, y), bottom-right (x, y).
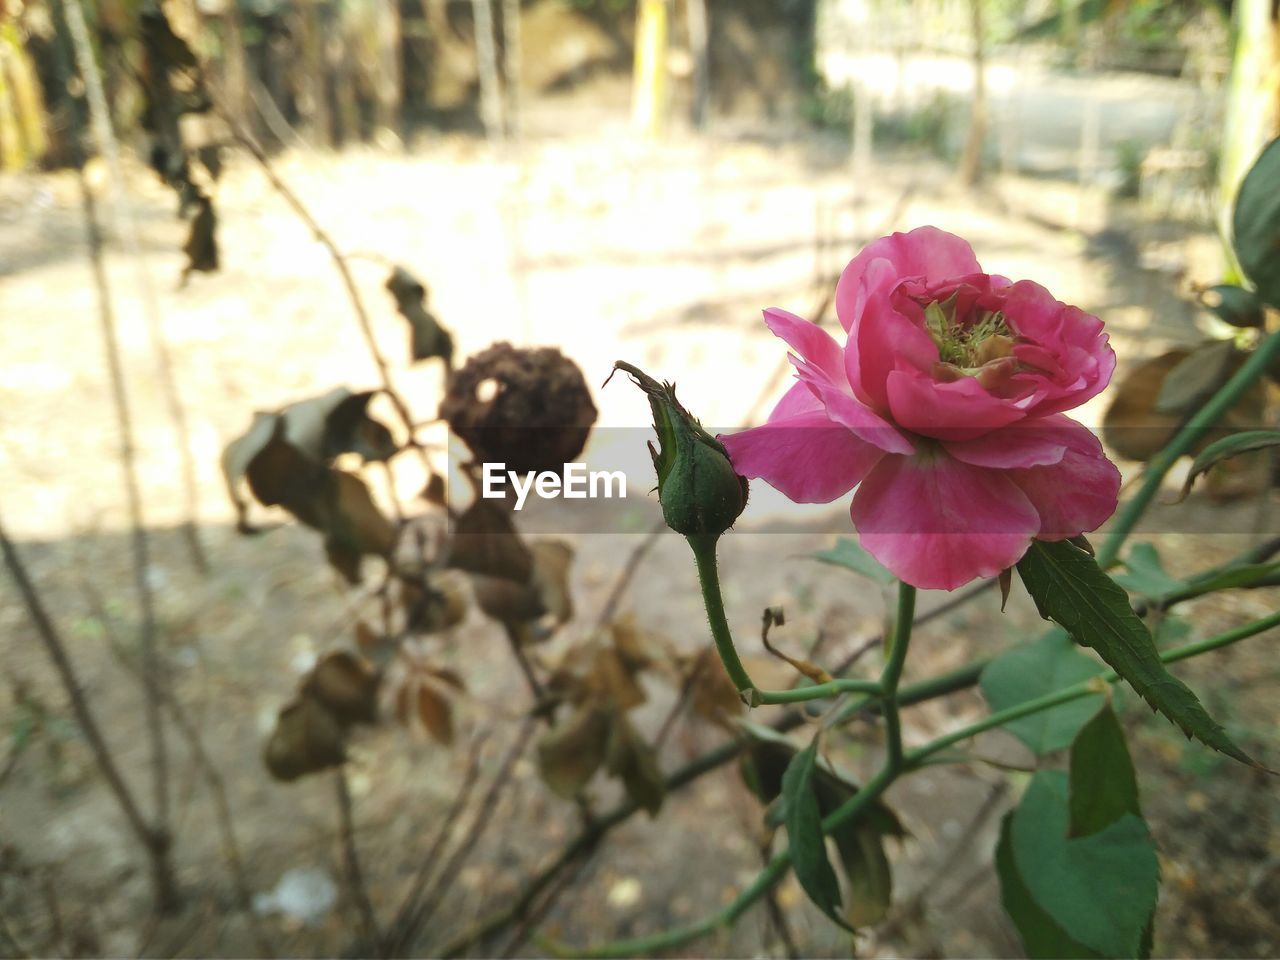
top-left (720, 226), bottom-right (1121, 591)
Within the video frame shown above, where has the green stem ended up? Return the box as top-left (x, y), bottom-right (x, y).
top-left (1097, 329), bottom-right (1280, 568)
top-left (689, 534), bottom-right (888, 707)
top-left (688, 533), bottom-right (756, 695)
top-left (906, 607), bottom-right (1280, 767)
top-left (543, 607), bottom-right (1280, 959)
top-left (755, 678), bottom-right (884, 704)
top-left (881, 582), bottom-right (916, 771)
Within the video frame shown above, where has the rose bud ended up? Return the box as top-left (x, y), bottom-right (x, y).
top-left (611, 362), bottom-right (748, 540)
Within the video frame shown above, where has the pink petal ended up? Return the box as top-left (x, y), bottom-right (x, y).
top-left (797, 365), bottom-right (916, 455)
top-left (943, 418), bottom-right (1075, 468)
top-left (835, 227), bottom-right (983, 332)
top-left (1007, 419), bottom-right (1121, 538)
top-left (720, 413), bottom-right (884, 504)
top-left (767, 379), bottom-right (824, 421)
top-left (843, 260), bottom-right (940, 410)
top-left (762, 308), bottom-right (846, 387)
top-left (884, 368), bottom-right (1026, 441)
top-left (850, 452), bottom-right (1041, 590)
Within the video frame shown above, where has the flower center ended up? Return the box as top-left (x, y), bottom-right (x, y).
top-left (923, 294), bottom-right (1015, 371)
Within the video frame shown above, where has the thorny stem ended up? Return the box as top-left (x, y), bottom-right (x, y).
top-left (1097, 328), bottom-right (1280, 568)
top-left (544, 603), bottom-right (1280, 958)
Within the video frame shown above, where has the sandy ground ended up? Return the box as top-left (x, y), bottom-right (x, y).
top-left (1, 103), bottom-right (1278, 958)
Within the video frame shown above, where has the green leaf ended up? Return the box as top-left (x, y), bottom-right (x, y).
top-left (1068, 705), bottom-right (1140, 838)
top-left (781, 738), bottom-right (850, 931)
top-left (980, 628), bottom-right (1105, 755)
top-left (1016, 540), bottom-right (1255, 766)
top-left (1203, 284), bottom-right (1265, 328)
top-left (995, 814), bottom-right (1102, 959)
top-left (810, 537), bottom-right (895, 584)
top-left (740, 724), bottom-right (903, 928)
top-left (1233, 136), bottom-right (1280, 308)
top-left (1111, 543), bottom-right (1184, 599)
top-left (1011, 772), bottom-right (1158, 958)
top-left (1179, 430), bottom-right (1280, 500)
top-left (814, 776), bottom-right (903, 929)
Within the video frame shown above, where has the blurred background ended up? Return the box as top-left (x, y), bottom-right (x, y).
top-left (2, 1), bottom-right (1278, 957)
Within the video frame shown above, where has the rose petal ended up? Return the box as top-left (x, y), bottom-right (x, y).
top-left (943, 418), bottom-right (1075, 468)
top-left (797, 363), bottom-right (916, 455)
top-left (762, 307), bottom-right (847, 387)
top-left (885, 368), bottom-right (1026, 441)
top-left (835, 227), bottom-right (983, 332)
top-left (767, 378), bottom-right (824, 421)
top-left (839, 259), bottom-right (940, 410)
top-left (720, 412), bottom-right (884, 504)
top-left (1007, 419), bottom-right (1121, 539)
top-left (850, 451), bottom-right (1041, 591)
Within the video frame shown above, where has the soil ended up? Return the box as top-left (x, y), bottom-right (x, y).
top-left (1, 89), bottom-right (1278, 957)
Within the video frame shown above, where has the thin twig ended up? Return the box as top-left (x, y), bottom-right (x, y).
top-left (56, 0), bottom-right (208, 574)
top-left (0, 514), bottom-right (176, 910)
top-left (593, 518), bottom-right (667, 630)
top-left (383, 735), bottom-right (489, 956)
top-left (498, 845), bottom-right (596, 957)
top-left (58, 0), bottom-right (174, 876)
top-left (397, 718), bottom-right (537, 954)
top-left (79, 580), bottom-right (276, 957)
top-left (211, 102), bottom-right (423, 462)
top-left (335, 768), bottom-right (382, 949)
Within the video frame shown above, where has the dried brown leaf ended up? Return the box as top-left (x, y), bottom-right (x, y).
top-left (416, 685), bottom-right (454, 745)
top-left (450, 498), bottom-right (533, 582)
top-left (760, 607), bottom-right (831, 685)
top-left (387, 266), bottom-right (454, 366)
top-left (584, 646), bottom-right (647, 711)
top-left (263, 696), bottom-right (346, 782)
top-left (307, 651), bottom-right (381, 725)
top-left (536, 703), bottom-right (610, 800)
top-left (604, 711), bottom-right (665, 816)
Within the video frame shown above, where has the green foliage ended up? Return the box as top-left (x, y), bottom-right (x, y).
top-left (980, 628), bottom-right (1106, 755)
top-left (995, 817), bottom-right (1102, 959)
top-left (741, 724), bottom-right (902, 931)
top-left (781, 739), bottom-right (850, 931)
top-left (809, 537), bottom-right (894, 584)
top-left (1068, 707), bottom-right (1142, 837)
top-left (999, 706), bottom-right (1157, 958)
top-left (1016, 540), bottom-right (1254, 766)
top-left (1111, 543), bottom-right (1184, 599)
top-left (1233, 137), bottom-right (1280, 308)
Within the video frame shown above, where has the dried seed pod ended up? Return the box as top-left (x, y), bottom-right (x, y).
top-left (439, 343), bottom-right (597, 474)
